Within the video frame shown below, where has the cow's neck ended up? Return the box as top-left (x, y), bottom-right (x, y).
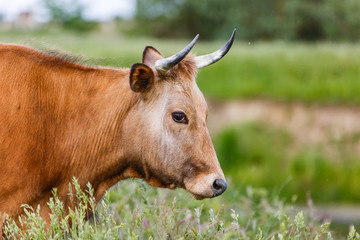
top-left (50, 67), bottom-right (138, 203)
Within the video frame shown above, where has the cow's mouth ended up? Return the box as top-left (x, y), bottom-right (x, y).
top-left (191, 193), bottom-right (207, 200)
top-left (185, 187), bottom-right (215, 200)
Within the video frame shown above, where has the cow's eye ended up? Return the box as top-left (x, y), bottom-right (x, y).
top-left (172, 112), bottom-right (188, 124)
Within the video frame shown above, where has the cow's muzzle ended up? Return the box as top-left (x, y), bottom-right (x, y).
top-left (184, 173), bottom-right (227, 199)
top-left (212, 179), bottom-right (227, 197)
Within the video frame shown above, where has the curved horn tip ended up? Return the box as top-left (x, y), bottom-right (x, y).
top-left (230, 29), bottom-right (236, 41)
top-left (232, 28), bottom-right (237, 35)
top-left (227, 28), bottom-right (237, 48)
top-left (194, 29), bottom-right (237, 69)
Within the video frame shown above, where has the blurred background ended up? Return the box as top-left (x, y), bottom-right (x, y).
top-left (1, 0), bottom-right (360, 233)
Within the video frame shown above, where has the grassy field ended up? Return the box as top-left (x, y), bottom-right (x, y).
top-left (197, 43), bottom-right (360, 104)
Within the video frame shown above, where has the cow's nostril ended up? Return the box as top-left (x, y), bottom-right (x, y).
top-left (212, 179), bottom-right (227, 197)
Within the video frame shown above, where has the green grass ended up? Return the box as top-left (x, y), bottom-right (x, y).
top-left (2, 29), bottom-right (360, 104)
top-left (3, 178), bottom-right (350, 239)
top-left (213, 122), bottom-right (360, 204)
top-left (199, 43), bottom-right (360, 104)
top-left (197, 43), bottom-right (360, 104)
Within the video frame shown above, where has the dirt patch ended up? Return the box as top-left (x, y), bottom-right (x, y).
top-left (207, 99), bottom-right (360, 147)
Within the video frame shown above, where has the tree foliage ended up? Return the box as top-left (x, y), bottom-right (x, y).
top-left (135, 0), bottom-right (360, 41)
top-left (43, 0), bottom-right (98, 32)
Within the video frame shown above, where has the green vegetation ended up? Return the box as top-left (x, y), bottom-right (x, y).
top-left (214, 122), bottom-right (360, 203)
top-left (42, 0), bottom-right (99, 32)
top-left (135, 0), bottom-right (360, 41)
top-left (3, 178), bottom-right (351, 239)
top-left (38, 0), bottom-right (360, 41)
top-left (197, 43), bottom-right (360, 104)
top-left (2, 30), bottom-right (360, 104)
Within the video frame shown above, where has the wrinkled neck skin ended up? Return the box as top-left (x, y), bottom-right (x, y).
top-left (63, 68), bottom-right (142, 203)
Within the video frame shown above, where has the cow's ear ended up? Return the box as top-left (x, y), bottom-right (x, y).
top-left (130, 63), bottom-right (154, 93)
top-left (142, 46), bottom-right (163, 66)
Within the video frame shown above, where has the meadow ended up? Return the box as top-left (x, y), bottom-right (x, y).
top-left (2, 29), bottom-right (360, 238)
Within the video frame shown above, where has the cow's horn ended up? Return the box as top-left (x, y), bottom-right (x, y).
top-left (195, 29), bottom-right (236, 69)
top-left (155, 34), bottom-right (199, 74)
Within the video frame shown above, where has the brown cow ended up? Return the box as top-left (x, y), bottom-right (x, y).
top-left (0, 30), bottom-right (235, 233)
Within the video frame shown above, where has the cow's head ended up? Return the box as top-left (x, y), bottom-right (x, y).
top-left (124, 30), bottom-right (236, 199)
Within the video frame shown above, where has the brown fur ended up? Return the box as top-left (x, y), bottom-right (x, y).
top-left (0, 43), bottom-right (225, 235)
